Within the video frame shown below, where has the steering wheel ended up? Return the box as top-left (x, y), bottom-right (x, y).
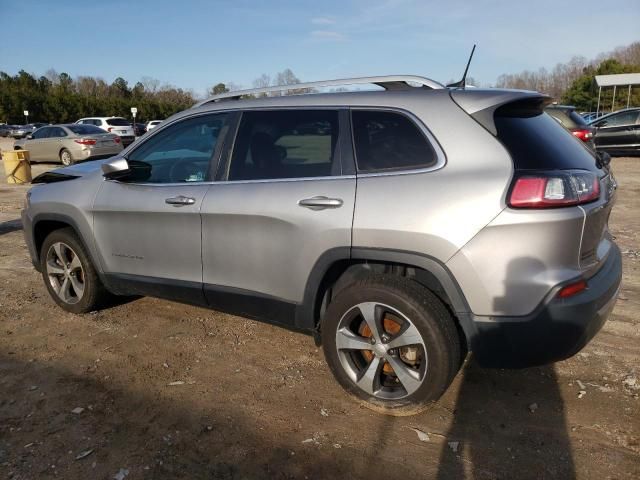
top-left (168, 157), bottom-right (203, 182)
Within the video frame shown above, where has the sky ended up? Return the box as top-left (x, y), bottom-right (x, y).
top-left (1, 0), bottom-right (639, 97)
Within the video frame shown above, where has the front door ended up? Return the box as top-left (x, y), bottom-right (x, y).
top-left (92, 112), bottom-right (235, 304)
top-left (594, 110), bottom-right (640, 149)
top-left (24, 126), bottom-right (52, 161)
top-left (201, 109), bottom-right (356, 326)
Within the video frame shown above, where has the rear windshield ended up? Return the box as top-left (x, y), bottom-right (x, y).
top-left (495, 101), bottom-right (599, 173)
top-left (106, 118), bottom-right (130, 126)
top-left (546, 108), bottom-right (588, 129)
top-left (67, 124), bottom-right (105, 135)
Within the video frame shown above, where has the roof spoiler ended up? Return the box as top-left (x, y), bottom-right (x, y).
top-left (449, 89), bottom-right (552, 135)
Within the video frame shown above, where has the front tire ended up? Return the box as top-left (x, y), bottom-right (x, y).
top-left (321, 274), bottom-right (461, 415)
top-left (40, 228), bottom-right (111, 314)
top-left (60, 148), bottom-right (74, 166)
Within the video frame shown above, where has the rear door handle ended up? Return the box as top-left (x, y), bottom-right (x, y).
top-left (298, 196), bottom-right (343, 210)
top-left (165, 195), bottom-right (196, 206)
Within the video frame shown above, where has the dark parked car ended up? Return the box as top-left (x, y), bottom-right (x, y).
top-left (131, 122), bottom-right (147, 136)
top-left (545, 105), bottom-right (595, 148)
top-left (582, 111), bottom-right (607, 123)
top-left (0, 124), bottom-right (15, 137)
top-left (590, 108), bottom-right (640, 156)
top-left (11, 123), bottom-right (48, 138)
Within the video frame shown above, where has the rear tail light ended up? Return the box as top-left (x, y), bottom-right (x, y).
top-left (509, 171), bottom-right (600, 208)
top-left (572, 129), bottom-right (593, 141)
top-left (74, 138), bottom-right (96, 145)
top-left (107, 127), bottom-right (113, 132)
top-left (557, 280), bottom-right (587, 298)
top-left (113, 137), bottom-right (121, 144)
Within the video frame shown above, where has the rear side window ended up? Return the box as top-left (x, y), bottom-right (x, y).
top-left (352, 110), bottom-right (436, 172)
top-left (495, 101), bottom-right (599, 173)
top-left (229, 110), bottom-right (339, 181)
top-left (50, 127), bottom-right (67, 138)
top-left (598, 110), bottom-right (639, 127)
top-left (106, 118), bottom-right (130, 126)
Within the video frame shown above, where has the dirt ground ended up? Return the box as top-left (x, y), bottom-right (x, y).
top-left (0, 137), bottom-right (638, 479)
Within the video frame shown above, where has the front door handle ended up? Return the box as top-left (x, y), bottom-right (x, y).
top-left (298, 196), bottom-right (343, 210)
top-left (165, 195), bottom-right (196, 206)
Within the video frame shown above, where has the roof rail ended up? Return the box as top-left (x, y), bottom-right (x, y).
top-left (193, 75), bottom-right (445, 108)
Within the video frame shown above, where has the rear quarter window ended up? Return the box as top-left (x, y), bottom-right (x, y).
top-left (351, 110), bottom-right (437, 173)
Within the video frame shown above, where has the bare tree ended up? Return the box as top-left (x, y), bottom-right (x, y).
top-left (252, 74), bottom-right (272, 97)
top-left (140, 76), bottom-right (160, 94)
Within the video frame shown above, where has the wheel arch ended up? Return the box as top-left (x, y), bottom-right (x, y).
top-left (31, 213), bottom-right (103, 280)
top-left (298, 247), bottom-right (475, 346)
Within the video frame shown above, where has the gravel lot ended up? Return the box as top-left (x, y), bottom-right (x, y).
top-left (0, 137), bottom-right (638, 479)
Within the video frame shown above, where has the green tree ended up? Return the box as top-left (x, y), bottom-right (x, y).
top-left (562, 59), bottom-right (640, 112)
top-left (209, 83), bottom-right (229, 96)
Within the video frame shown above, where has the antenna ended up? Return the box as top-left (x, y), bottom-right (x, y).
top-left (447, 44), bottom-right (476, 89)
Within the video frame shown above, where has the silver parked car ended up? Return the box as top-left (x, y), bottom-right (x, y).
top-left (21, 76), bottom-right (621, 415)
top-left (15, 124), bottom-right (123, 165)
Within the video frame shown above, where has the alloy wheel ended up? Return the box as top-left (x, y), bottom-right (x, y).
top-left (61, 150), bottom-right (72, 165)
top-left (335, 302), bottom-right (428, 400)
top-left (45, 242), bottom-right (85, 304)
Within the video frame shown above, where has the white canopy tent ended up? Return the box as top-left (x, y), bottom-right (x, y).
top-left (594, 73), bottom-right (640, 114)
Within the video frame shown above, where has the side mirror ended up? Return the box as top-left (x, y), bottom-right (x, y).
top-left (26, 134), bottom-right (32, 139)
top-left (102, 157), bottom-right (130, 179)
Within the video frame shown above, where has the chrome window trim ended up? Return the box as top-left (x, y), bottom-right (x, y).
top-left (109, 174), bottom-right (357, 187)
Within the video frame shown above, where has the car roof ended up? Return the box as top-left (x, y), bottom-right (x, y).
top-left (181, 87), bottom-right (544, 120)
top-left (593, 107), bottom-right (640, 120)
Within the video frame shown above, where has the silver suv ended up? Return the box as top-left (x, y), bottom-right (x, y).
top-left (22, 76), bottom-right (621, 415)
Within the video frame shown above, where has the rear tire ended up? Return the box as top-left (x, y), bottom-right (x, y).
top-left (321, 274), bottom-right (461, 416)
top-left (40, 228), bottom-right (112, 314)
top-left (60, 148), bottom-right (74, 166)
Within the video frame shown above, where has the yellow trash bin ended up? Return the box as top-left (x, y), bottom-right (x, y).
top-left (2, 149), bottom-right (32, 184)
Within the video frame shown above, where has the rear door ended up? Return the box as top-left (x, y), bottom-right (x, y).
top-left (200, 109), bottom-right (356, 325)
top-left (92, 112), bottom-right (235, 303)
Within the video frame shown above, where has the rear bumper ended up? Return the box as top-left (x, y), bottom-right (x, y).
top-left (470, 243), bottom-right (622, 368)
top-left (120, 136), bottom-right (135, 146)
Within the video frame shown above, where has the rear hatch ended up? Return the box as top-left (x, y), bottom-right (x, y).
top-left (494, 99), bottom-right (614, 273)
top-left (105, 118), bottom-right (135, 137)
top-left (453, 92), bottom-right (616, 276)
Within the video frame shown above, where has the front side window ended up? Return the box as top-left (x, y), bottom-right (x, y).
top-left (31, 127), bottom-right (51, 139)
top-left (599, 111), bottom-right (639, 127)
top-left (124, 113), bottom-right (231, 183)
top-left (352, 110), bottom-right (437, 172)
top-left (228, 110), bottom-right (339, 181)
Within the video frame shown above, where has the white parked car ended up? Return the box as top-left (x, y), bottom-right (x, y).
top-left (145, 120), bottom-right (163, 131)
top-left (76, 117), bottom-right (135, 146)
